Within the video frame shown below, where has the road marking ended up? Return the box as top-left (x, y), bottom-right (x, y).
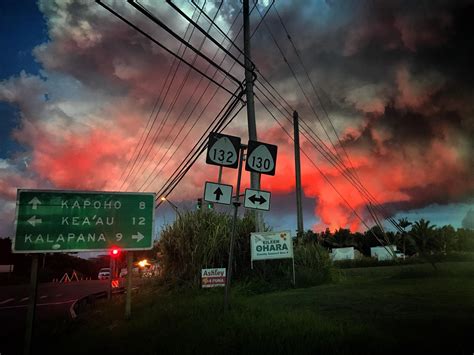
top-left (20, 297), bottom-right (29, 302)
top-left (0, 299), bottom-right (77, 310)
top-left (40, 295), bottom-right (47, 299)
top-left (0, 298), bottom-right (14, 305)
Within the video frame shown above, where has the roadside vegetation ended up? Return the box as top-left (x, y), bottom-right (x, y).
top-left (37, 261), bottom-right (474, 354)
top-left (157, 209), bottom-right (336, 291)
top-left (7, 210), bottom-right (474, 353)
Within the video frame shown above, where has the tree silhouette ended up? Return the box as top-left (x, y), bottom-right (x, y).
top-left (409, 219), bottom-right (440, 270)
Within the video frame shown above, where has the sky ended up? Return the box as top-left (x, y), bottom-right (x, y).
top-left (0, 0), bottom-right (473, 243)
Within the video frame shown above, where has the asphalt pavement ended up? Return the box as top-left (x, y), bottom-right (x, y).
top-left (0, 280), bottom-right (110, 355)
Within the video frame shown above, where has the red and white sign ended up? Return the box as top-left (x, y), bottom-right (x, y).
top-left (111, 279), bottom-right (120, 288)
top-left (201, 268), bottom-right (226, 288)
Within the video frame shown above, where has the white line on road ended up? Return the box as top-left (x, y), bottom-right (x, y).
top-left (0, 298), bottom-right (14, 305)
top-left (0, 299), bottom-right (77, 310)
top-left (40, 295), bottom-right (47, 299)
top-left (20, 297), bottom-right (29, 302)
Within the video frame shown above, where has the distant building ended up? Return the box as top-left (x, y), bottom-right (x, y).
top-left (370, 245), bottom-right (404, 261)
top-left (330, 247), bottom-right (362, 261)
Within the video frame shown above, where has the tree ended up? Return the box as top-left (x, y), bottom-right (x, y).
top-left (409, 219), bottom-right (441, 270)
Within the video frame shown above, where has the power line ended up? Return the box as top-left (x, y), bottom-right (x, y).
top-left (260, 5), bottom-right (402, 233)
top-left (166, 0), bottom-right (250, 71)
top-left (96, 0), bottom-right (239, 98)
top-left (125, 1), bottom-right (225, 191)
top-left (117, 5), bottom-right (201, 191)
top-left (273, 5), bottom-right (366, 205)
top-left (254, 90), bottom-right (392, 247)
top-left (128, 0), bottom-right (243, 89)
top-left (127, 2), bottom-right (271, 194)
top-left (255, 77), bottom-right (403, 235)
top-left (154, 88), bottom-right (245, 206)
top-left (136, 4), bottom-right (245, 192)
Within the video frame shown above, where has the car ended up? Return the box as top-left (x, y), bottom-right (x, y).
top-left (98, 267), bottom-right (111, 280)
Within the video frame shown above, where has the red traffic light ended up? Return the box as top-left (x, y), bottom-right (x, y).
top-left (110, 248), bottom-right (120, 257)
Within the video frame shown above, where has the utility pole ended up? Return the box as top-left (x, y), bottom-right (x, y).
top-left (243, 0), bottom-right (262, 232)
top-left (293, 111), bottom-right (304, 238)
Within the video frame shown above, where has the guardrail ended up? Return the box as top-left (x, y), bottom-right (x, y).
top-left (70, 287), bottom-right (126, 319)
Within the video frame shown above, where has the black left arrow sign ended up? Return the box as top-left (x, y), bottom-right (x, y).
top-left (249, 194), bottom-right (266, 205)
top-left (214, 187), bottom-right (223, 201)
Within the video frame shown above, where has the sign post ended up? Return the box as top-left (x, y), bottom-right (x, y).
top-left (224, 145), bottom-right (245, 311)
top-left (204, 133), bottom-right (280, 309)
top-left (125, 251), bottom-right (133, 319)
top-left (23, 254), bottom-right (39, 355)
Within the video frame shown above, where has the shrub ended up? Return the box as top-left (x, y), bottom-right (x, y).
top-left (293, 242), bottom-right (336, 287)
top-left (158, 209), bottom-right (256, 287)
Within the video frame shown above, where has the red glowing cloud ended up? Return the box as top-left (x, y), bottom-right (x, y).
top-left (1, 0), bottom-right (473, 238)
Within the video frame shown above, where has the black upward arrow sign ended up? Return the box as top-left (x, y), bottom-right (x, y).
top-left (213, 187), bottom-right (223, 201)
top-left (249, 194), bottom-right (266, 205)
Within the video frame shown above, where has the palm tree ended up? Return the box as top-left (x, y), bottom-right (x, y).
top-left (409, 219), bottom-right (440, 270)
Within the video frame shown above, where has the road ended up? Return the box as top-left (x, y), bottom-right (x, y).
top-left (0, 280), bottom-right (110, 355)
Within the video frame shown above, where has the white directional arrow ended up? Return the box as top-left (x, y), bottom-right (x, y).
top-left (28, 197), bottom-right (42, 210)
top-left (132, 232), bottom-right (144, 242)
top-left (27, 216), bottom-right (42, 227)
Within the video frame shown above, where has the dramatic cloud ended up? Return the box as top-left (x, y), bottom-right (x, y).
top-left (1, 0), bottom-right (473, 236)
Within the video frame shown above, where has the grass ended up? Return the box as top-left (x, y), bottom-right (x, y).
top-left (36, 262), bottom-right (474, 355)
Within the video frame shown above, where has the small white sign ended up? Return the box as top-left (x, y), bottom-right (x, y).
top-left (251, 231), bottom-right (293, 261)
top-left (244, 189), bottom-right (271, 211)
top-left (201, 268), bottom-right (226, 288)
top-left (204, 182), bottom-right (233, 205)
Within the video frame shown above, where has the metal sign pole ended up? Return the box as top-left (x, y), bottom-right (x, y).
top-left (218, 166), bottom-right (223, 184)
top-left (224, 146), bottom-right (245, 311)
top-left (125, 251), bottom-right (133, 319)
top-left (108, 256), bottom-right (113, 300)
top-left (24, 254), bottom-right (39, 355)
top-left (292, 255), bottom-right (296, 286)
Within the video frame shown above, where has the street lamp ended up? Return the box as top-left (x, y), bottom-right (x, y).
top-left (160, 197), bottom-right (181, 219)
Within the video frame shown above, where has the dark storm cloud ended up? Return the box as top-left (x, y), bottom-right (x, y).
top-left (1, 0), bottom-right (473, 234)
top-left (247, 0), bottom-right (474, 228)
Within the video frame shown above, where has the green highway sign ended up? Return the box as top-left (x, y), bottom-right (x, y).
top-left (13, 189), bottom-right (155, 253)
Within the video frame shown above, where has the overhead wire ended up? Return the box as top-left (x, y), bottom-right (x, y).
top-left (128, 0), bottom-right (243, 90)
top-left (118, 4), bottom-right (202, 191)
top-left (148, 1), bottom-right (274, 202)
top-left (272, 5), bottom-right (393, 225)
top-left (272, 4), bottom-right (403, 233)
top-left (96, 0), bottom-right (239, 98)
top-left (166, 0), bottom-right (250, 70)
top-left (126, 1), bottom-right (225, 191)
top-left (254, 88), bottom-right (393, 248)
top-left (154, 88), bottom-right (246, 207)
top-left (254, 6), bottom-right (403, 234)
top-left (136, 3), bottom-right (245, 192)
top-left (137, 1), bottom-right (271, 195)
top-left (255, 76), bottom-right (403, 236)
